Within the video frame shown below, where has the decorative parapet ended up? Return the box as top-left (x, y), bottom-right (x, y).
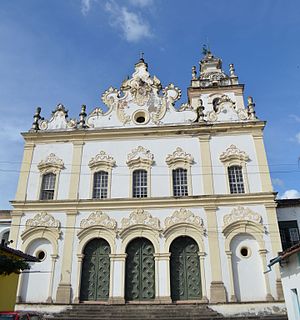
top-left (25, 212), bottom-right (60, 231)
top-left (80, 211), bottom-right (117, 230)
top-left (39, 103), bottom-right (77, 131)
top-left (88, 151), bottom-right (116, 171)
top-left (164, 208), bottom-right (206, 235)
top-left (37, 153), bottom-right (64, 174)
top-left (223, 206), bottom-right (262, 227)
top-left (120, 209), bottom-right (160, 232)
top-left (165, 147), bottom-right (194, 167)
top-left (219, 145), bottom-right (249, 164)
top-left (126, 146), bottom-right (154, 168)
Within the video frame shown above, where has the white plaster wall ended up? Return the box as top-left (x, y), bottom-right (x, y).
top-left (281, 254), bottom-right (300, 320)
top-left (79, 137), bottom-right (203, 199)
top-left (26, 143), bottom-right (73, 200)
top-left (277, 206), bottom-right (300, 228)
top-left (210, 135), bottom-right (261, 194)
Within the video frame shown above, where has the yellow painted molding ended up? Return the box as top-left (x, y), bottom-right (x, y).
top-left (68, 141), bottom-right (84, 199)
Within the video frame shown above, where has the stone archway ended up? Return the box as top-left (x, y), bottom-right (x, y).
top-left (125, 237), bottom-right (155, 301)
top-left (80, 238), bottom-right (111, 301)
top-left (170, 236), bottom-right (202, 301)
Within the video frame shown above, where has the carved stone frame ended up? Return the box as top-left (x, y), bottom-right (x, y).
top-left (219, 145), bottom-right (250, 194)
top-left (165, 147), bottom-right (193, 197)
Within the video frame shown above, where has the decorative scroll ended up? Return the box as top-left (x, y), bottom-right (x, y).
top-left (219, 145), bottom-right (249, 163)
top-left (223, 206), bottom-right (262, 227)
top-left (80, 211), bottom-right (117, 230)
top-left (37, 153), bottom-right (64, 172)
top-left (25, 212), bottom-right (60, 231)
top-left (165, 147), bottom-right (193, 166)
top-left (127, 146), bottom-right (154, 168)
top-left (120, 209), bottom-right (160, 231)
top-left (88, 151), bottom-right (115, 170)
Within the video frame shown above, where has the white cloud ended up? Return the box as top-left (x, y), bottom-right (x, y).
top-left (272, 178), bottom-right (284, 188)
top-left (105, 1), bottom-right (152, 42)
top-left (289, 114), bottom-right (300, 123)
top-left (281, 189), bottom-right (300, 199)
top-left (129, 0), bottom-right (153, 7)
top-left (81, 0), bottom-right (93, 15)
top-left (296, 132), bottom-right (300, 143)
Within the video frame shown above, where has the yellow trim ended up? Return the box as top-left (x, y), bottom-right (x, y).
top-left (69, 141), bottom-right (84, 199)
top-left (9, 211), bottom-right (23, 249)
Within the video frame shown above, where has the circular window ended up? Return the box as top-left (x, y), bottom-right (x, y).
top-left (240, 246), bottom-right (251, 258)
top-left (36, 250), bottom-right (46, 261)
top-left (133, 110), bottom-right (149, 125)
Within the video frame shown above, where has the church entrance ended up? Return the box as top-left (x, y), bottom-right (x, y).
top-left (170, 236), bottom-right (202, 301)
top-left (80, 238), bottom-right (111, 301)
top-left (125, 237), bottom-right (155, 301)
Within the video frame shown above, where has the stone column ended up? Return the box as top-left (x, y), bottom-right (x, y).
top-left (225, 250), bottom-right (237, 302)
top-left (198, 252), bottom-right (208, 302)
top-left (73, 254), bottom-right (84, 303)
top-left (68, 141), bottom-right (84, 200)
top-left (46, 254), bottom-right (58, 303)
top-left (108, 254), bottom-right (126, 304)
top-left (253, 131), bottom-right (273, 192)
top-left (259, 249), bottom-right (274, 301)
top-left (265, 204), bottom-right (284, 300)
top-left (154, 253), bottom-right (172, 303)
top-left (56, 210), bottom-right (78, 303)
top-left (15, 142), bottom-right (35, 201)
top-left (198, 135), bottom-right (214, 194)
top-left (205, 205), bottom-right (226, 303)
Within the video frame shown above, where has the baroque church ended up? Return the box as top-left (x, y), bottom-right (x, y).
top-left (9, 50), bottom-right (285, 311)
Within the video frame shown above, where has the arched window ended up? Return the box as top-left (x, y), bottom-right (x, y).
top-left (132, 169), bottom-right (147, 198)
top-left (172, 168), bottom-right (188, 197)
top-left (40, 173), bottom-right (56, 200)
top-left (93, 171), bottom-right (109, 199)
top-left (1, 231), bottom-right (9, 245)
top-left (228, 165), bottom-right (245, 194)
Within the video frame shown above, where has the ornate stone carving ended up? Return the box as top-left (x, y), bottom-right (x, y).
top-left (165, 147), bottom-right (193, 166)
top-left (219, 145), bottom-right (249, 163)
top-left (37, 153), bottom-right (64, 173)
top-left (39, 103), bottom-right (77, 131)
top-left (165, 208), bottom-right (205, 232)
top-left (127, 146), bottom-right (154, 168)
top-left (80, 211), bottom-right (117, 230)
top-left (89, 151), bottom-right (116, 170)
top-left (25, 212), bottom-right (60, 231)
top-left (223, 206), bottom-right (262, 227)
top-left (120, 209), bottom-right (160, 231)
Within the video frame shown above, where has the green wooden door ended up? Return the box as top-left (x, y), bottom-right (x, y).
top-left (170, 236), bottom-right (202, 301)
top-left (80, 238), bottom-right (111, 301)
top-left (125, 238), bottom-right (155, 301)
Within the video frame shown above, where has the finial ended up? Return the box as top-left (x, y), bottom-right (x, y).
top-left (192, 66), bottom-right (197, 80)
top-left (196, 99), bottom-right (205, 122)
top-left (31, 107), bottom-right (42, 131)
top-left (229, 63), bottom-right (236, 77)
top-left (247, 96), bottom-right (257, 120)
top-left (78, 104), bottom-right (87, 128)
top-left (139, 52), bottom-right (144, 61)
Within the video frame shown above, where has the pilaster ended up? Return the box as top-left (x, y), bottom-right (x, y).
top-left (9, 211), bottom-right (23, 249)
top-left (154, 253), bottom-right (172, 303)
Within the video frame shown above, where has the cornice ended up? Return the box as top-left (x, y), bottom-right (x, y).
top-left (21, 121), bottom-right (266, 143)
top-left (10, 192), bottom-right (276, 212)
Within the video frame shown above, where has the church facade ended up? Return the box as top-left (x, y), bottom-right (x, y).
top-left (10, 51), bottom-right (284, 308)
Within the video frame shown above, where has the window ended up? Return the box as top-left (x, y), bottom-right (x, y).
top-left (279, 220), bottom-right (300, 250)
top-left (172, 168), bottom-right (188, 196)
top-left (1, 231), bottom-right (9, 245)
top-left (92, 171), bottom-right (108, 199)
top-left (132, 169), bottom-right (147, 198)
top-left (228, 165), bottom-right (245, 194)
top-left (40, 173), bottom-right (56, 200)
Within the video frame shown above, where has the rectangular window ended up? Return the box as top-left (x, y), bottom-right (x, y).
top-left (279, 220), bottom-right (300, 250)
top-left (40, 173), bottom-right (56, 200)
top-left (93, 171), bottom-right (109, 199)
top-left (172, 168), bottom-right (188, 197)
top-left (133, 169), bottom-right (147, 198)
top-left (228, 165), bottom-right (245, 194)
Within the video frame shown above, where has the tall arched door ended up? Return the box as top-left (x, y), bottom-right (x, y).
top-left (170, 236), bottom-right (202, 301)
top-left (80, 238), bottom-right (111, 301)
top-left (125, 238), bottom-right (155, 301)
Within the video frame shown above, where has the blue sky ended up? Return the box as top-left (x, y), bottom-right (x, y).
top-left (0, 0), bottom-right (300, 208)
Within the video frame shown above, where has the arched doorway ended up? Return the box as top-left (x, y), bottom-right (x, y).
top-left (125, 237), bottom-right (155, 301)
top-left (170, 236), bottom-right (202, 301)
top-left (80, 238), bottom-right (111, 301)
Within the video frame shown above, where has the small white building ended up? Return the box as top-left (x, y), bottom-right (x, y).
top-left (8, 50), bottom-right (286, 316)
